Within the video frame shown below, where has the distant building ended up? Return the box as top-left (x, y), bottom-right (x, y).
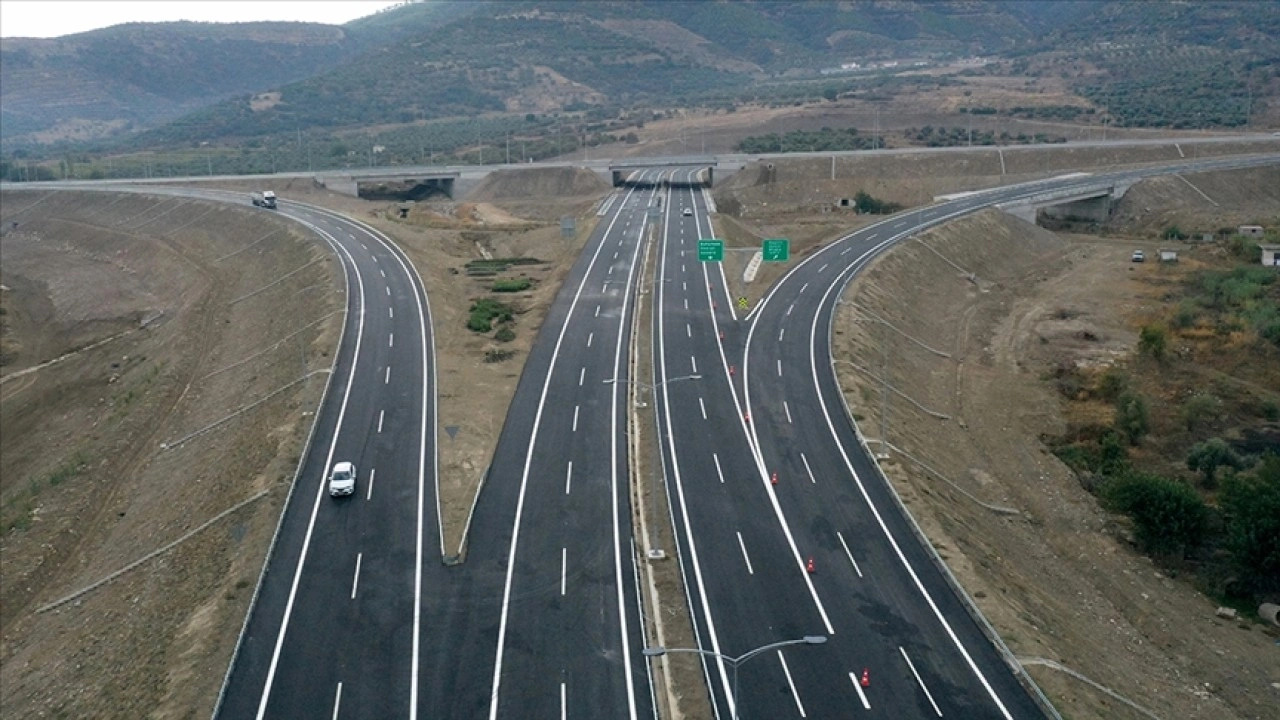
top-left (1261, 244), bottom-right (1280, 267)
top-left (1158, 249), bottom-right (1178, 262)
top-left (1238, 225), bottom-right (1264, 237)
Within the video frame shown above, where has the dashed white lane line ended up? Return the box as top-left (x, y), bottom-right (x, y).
top-left (684, 298), bottom-right (689, 310)
top-left (578, 367), bottom-right (585, 386)
top-left (900, 646), bottom-right (943, 717)
top-left (366, 468), bottom-right (375, 501)
top-left (351, 552), bottom-right (363, 599)
top-left (380, 269), bottom-right (386, 278)
top-left (778, 327), bottom-right (786, 342)
top-left (385, 366), bottom-right (391, 384)
top-left (686, 323), bottom-right (692, 338)
top-left (682, 263), bottom-right (686, 273)
top-left (736, 532), bottom-right (755, 575)
top-left (332, 682), bottom-right (343, 720)
top-left (595, 305), bottom-right (601, 317)
top-left (561, 548), bottom-right (567, 596)
top-left (362, 243), bottom-right (368, 250)
top-left (691, 356), bottom-right (698, 374)
top-left (849, 672), bottom-right (871, 709)
top-left (836, 531), bottom-right (863, 577)
top-left (842, 247), bottom-right (852, 255)
top-left (587, 332), bottom-right (593, 348)
top-left (787, 303), bottom-right (794, 316)
top-left (682, 281), bottom-right (687, 291)
top-left (608, 266), bottom-right (613, 275)
top-left (777, 359), bottom-right (783, 377)
top-left (602, 283), bottom-right (609, 293)
top-left (388, 306), bottom-right (394, 319)
top-left (800, 452), bottom-right (816, 484)
top-left (784, 401), bottom-right (792, 424)
top-left (819, 263), bottom-right (829, 273)
top-left (572, 405), bottom-right (580, 432)
top-left (800, 282), bottom-right (809, 294)
top-left (389, 333), bottom-right (394, 348)
top-left (779, 651), bottom-right (807, 717)
top-left (712, 453), bottom-right (725, 484)
top-left (386, 286), bottom-right (391, 296)
top-left (613, 250), bottom-right (619, 259)
top-left (371, 255), bottom-right (378, 263)
top-left (377, 410), bottom-right (385, 433)
top-left (564, 461), bottom-right (573, 495)
top-left (699, 397), bottom-right (707, 420)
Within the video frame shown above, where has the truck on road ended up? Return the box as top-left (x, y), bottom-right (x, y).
top-left (251, 191), bottom-right (277, 209)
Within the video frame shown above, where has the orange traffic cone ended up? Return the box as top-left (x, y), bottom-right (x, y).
top-left (771, 472), bottom-right (778, 485)
top-left (806, 557), bottom-right (815, 573)
top-left (860, 669), bottom-right (870, 687)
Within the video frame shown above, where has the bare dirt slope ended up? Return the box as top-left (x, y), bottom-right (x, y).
top-left (831, 182), bottom-right (1279, 719)
top-left (0, 189), bottom-right (342, 719)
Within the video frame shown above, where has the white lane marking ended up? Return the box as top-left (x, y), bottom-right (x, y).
top-left (736, 532), bottom-right (755, 574)
top-left (842, 247), bottom-right (851, 255)
top-left (779, 651), bottom-right (807, 716)
top-left (712, 453), bottom-right (725, 484)
top-left (800, 282), bottom-right (809, 293)
top-left (608, 266), bottom-right (613, 275)
top-left (777, 359), bottom-right (782, 377)
top-left (587, 332), bottom-right (593, 348)
top-left (819, 263), bottom-right (829, 273)
top-left (682, 281), bottom-right (687, 291)
top-left (682, 263), bottom-right (686, 273)
top-left (800, 452), bottom-right (816, 484)
top-left (578, 367), bottom-right (586, 386)
top-left (613, 250), bottom-right (619, 259)
top-left (389, 306), bottom-right (394, 319)
top-left (332, 682), bottom-right (343, 720)
top-left (377, 410), bottom-right (385, 433)
top-left (595, 305), bottom-right (601, 317)
top-left (561, 548), bottom-right (567, 595)
top-left (602, 283), bottom-right (608, 293)
top-left (686, 323), bottom-right (692, 338)
top-left (560, 682), bottom-right (567, 720)
top-left (362, 243), bottom-right (368, 250)
top-left (386, 286), bottom-right (391, 296)
top-left (366, 468), bottom-right (375, 501)
top-left (849, 672), bottom-right (871, 709)
top-left (837, 531), bottom-right (863, 577)
top-left (901, 646), bottom-right (943, 716)
top-left (787, 303), bottom-right (794, 316)
top-left (380, 269), bottom-right (386, 278)
top-left (565, 461), bottom-right (573, 495)
top-left (572, 405), bottom-right (580, 432)
top-left (784, 401), bottom-right (792, 424)
top-left (389, 333), bottom-right (394, 348)
top-left (778, 327), bottom-right (786, 342)
top-left (385, 366), bottom-right (391, 384)
top-left (699, 397), bottom-right (707, 420)
top-left (691, 356), bottom-right (698, 374)
top-left (684, 298), bottom-right (688, 310)
top-left (351, 553), bottom-right (363, 599)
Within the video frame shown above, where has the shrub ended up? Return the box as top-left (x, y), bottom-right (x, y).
top-left (1102, 471), bottom-right (1208, 558)
top-left (1162, 225), bottom-right (1188, 241)
top-left (492, 278), bottom-right (532, 293)
top-left (1182, 393), bottom-right (1222, 432)
top-left (1185, 437), bottom-right (1246, 488)
top-left (1219, 456), bottom-right (1280, 586)
top-left (467, 298), bottom-right (513, 333)
top-left (1114, 391), bottom-right (1150, 446)
top-left (494, 326), bottom-right (516, 342)
top-left (1095, 369), bottom-right (1128, 402)
top-left (1138, 324), bottom-right (1167, 360)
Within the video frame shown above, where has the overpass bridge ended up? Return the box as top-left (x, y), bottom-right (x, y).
top-left (607, 156), bottom-right (717, 187)
top-left (994, 177), bottom-right (1135, 225)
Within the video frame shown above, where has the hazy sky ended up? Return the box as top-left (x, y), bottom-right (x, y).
top-left (0, 1), bottom-right (405, 38)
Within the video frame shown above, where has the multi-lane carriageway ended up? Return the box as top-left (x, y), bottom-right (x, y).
top-left (196, 151), bottom-right (1279, 719)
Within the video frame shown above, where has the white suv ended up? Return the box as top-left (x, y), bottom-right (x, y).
top-left (328, 461), bottom-right (356, 497)
top-left (682, 207), bottom-right (693, 217)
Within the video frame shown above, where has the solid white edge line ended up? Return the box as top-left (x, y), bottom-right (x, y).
top-left (735, 531), bottom-right (754, 575)
top-left (849, 672), bottom-right (871, 709)
top-left (778, 651), bottom-right (806, 717)
top-left (901, 646), bottom-right (944, 717)
top-left (488, 183), bottom-right (643, 720)
top-left (836, 531), bottom-right (863, 578)
top-left (333, 682), bottom-right (343, 720)
top-left (255, 219), bottom-right (367, 720)
top-left (800, 452), bottom-right (816, 484)
top-left (351, 552), bottom-right (362, 599)
top-left (560, 681), bottom-right (567, 720)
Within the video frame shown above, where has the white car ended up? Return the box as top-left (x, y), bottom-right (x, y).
top-left (328, 461), bottom-right (356, 497)
top-left (1131, 250), bottom-right (1145, 263)
top-left (682, 207), bottom-right (693, 217)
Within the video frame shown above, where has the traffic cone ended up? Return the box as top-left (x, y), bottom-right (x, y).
top-left (771, 472), bottom-right (778, 485)
top-left (719, 330), bottom-right (725, 340)
top-left (713, 302), bottom-right (718, 310)
top-left (729, 365), bottom-right (735, 376)
top-left (744, 411), bottom-right (751, 423)
top-left (806, 557), bottom-right (815, 573)
top-left (860, 669), bottom-right (870, 687)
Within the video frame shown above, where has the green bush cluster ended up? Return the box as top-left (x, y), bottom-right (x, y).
top-left (735, 127), bottom-right (882, 154)
top-left (851, 191), bottom-right (902, 215)
top-left (1102, 471), bottom-right (1208, 558)
top-left (467, 298), bottom-right (513, 333)
top-left (491, 278), bottom-right (532, 293)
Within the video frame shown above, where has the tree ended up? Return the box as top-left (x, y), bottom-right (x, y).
top-left (1219, 455), bottom-right (1280, 588)
top-left (1185, 438), bottom-right (1245, 487)
top-left (1114, 391), bottom-right (1150, 446)
top-left (1103, 471), bottom-right (1208, 558)
top-left (822, 88), bottom-right (839, 102)
top-left (1182, 393), bottom-right (1222, 432)
top-left (1138, 324), bottom-right (1167, 361)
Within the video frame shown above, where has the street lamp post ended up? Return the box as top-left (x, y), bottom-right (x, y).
top-left (643, 635), bottom-right (827, 719)
top-left (603, 374), bottom-right (701, 407)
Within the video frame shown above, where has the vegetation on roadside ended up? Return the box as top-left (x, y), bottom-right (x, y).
top-left (903, 126), bottom-right (1067, 147)
top-left (466, 298), bottom-right (513, 334)
top-left (735, 127), bottom-right (883, 154)
top-left (1049, 239), bottom-right (1280, 603)
top-left (491, 278), bottom-right (532, 293)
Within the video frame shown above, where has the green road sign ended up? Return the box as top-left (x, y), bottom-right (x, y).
top-left (698, 239), bottom-right (724, 262)
top-left (762, 238), bottom-right (790, 262)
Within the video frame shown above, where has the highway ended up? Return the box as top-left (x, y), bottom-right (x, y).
top-left (649, 153), bottom-right (1280, 718)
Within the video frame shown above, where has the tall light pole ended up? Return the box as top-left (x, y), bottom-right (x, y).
top-left (643, 636), bottom-right (827, 719)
